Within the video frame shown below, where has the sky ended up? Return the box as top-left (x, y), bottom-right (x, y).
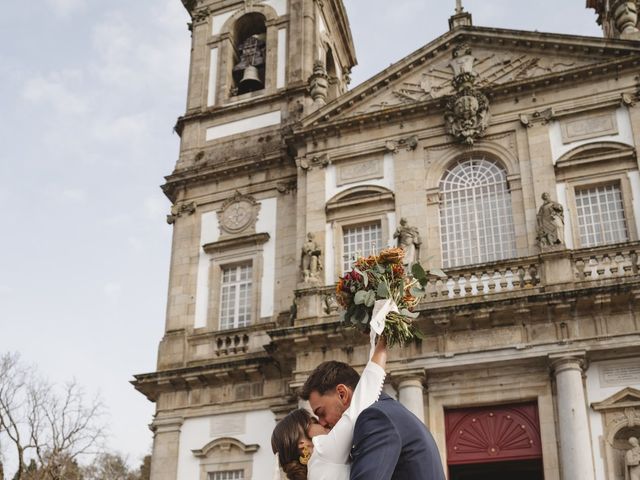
top-left (0, 0), bottom-right (602, 470)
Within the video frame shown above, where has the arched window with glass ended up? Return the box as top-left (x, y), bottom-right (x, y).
top-left (439, 157), bottom-right (517, 268)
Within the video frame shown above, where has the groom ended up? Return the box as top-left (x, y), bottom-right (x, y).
top-left (301, 361), bottom-right (446, 480)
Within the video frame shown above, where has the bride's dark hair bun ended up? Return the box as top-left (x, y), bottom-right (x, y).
top-left (282, 460), bottom-right (307, 480)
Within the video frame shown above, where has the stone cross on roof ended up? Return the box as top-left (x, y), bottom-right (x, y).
top-left (455, 0), bottom-right (464, 14)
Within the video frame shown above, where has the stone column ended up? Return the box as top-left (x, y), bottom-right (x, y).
top-left (549, 352), bottom-right (595, 480)
top-left (149, 416), bottom-right (183, 480)
top-left (394, 371), bottom-right (426, 423)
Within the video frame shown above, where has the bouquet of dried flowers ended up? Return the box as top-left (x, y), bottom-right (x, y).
top-left (336, 247), bottom-right (446, 347)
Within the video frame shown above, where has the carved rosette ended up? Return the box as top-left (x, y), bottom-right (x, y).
top-left (445, 44), bottom-right (490, 145)
top-left (217, 191), bottom-right (261, 236)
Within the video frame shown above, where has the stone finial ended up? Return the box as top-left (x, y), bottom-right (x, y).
top-left (613, 0), bottom-right (640, 38)
top-left (449, 0), bottom-right (473, 29)
top-left (308, 60), bottom-right (329, 106)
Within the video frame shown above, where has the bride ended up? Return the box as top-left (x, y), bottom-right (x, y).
top-left (270, 336), bottom-right (387, 480)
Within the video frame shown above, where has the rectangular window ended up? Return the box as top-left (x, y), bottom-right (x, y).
top-left (575, 183), bottom-right (628, 247)
top-left (208, 471), bottom-right (244, 480)
top-left (342, 223), bottom-right (382, 272)
top-left (219, 264), bottom-right (253, 330)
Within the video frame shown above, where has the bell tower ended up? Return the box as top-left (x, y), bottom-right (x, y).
top-left (134, 2), bottom-right (356, 480)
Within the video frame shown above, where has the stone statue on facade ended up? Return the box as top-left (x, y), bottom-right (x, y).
top-left (301, 232), bottom-right (322, 282)
top-left (536, 192), bottom-right (565, 248)
top-left (626, 436), bottom-right (640, 480)
top-left (394, 218), bottom-right (421, 265)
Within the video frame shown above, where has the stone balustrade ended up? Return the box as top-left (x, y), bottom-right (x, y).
top-left (421, 257), bottom-right (541, 301)
top-left (215, 333), bottom-right (250, 356)
top-left (572, 242), bottom-right (639, 281)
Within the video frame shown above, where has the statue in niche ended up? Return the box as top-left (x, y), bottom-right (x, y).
top-left (627, 436), bottom-right (640, 480)
top-left (536, 192), bottom-right (565, 248)
top-left (393, 218), bottom-right (421, 265)
top-left (301, 232), bottom-right (322, 282)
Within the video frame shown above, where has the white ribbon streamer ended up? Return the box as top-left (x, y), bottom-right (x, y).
top-left (369, 298), bottom-right (398, 359)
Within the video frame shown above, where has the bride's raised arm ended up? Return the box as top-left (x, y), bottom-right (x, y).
top-left (311, 336), bottom-right (387, 464)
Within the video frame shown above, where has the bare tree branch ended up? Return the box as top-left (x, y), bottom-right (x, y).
top-left (0, 353), bottom-right (108, 480)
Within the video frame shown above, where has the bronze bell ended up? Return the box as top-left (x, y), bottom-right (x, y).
top-left (239, 64), bottom-right (263, 90)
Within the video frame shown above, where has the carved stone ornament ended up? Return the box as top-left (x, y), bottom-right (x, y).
top-left (217, 191), bottom-right (261, 235)
top-left (308, 60), bottom-right (329, 106)
top-left (519, 107), bottom-right (555, 128)
top-left (296, 154), bottom-right (331, 171)
top-left (612, 0), bottom-right (640, 37)
top-left (167, 202), bottom-right (197, 225)
top-left (384, 135), bottom-right (419, 153)
top-left (276, 180), bottom-right (297, 195)
top-left (444, 44), bottom-right (490, 145)
top-left (192, 7), bottom-right (211, 23)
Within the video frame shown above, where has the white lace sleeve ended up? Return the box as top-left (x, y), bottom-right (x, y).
top-left (311, 361), bottom-right (386, 465)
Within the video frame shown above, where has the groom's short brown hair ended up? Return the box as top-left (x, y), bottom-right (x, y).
top-left (300, 361), bottom-right (360, 400)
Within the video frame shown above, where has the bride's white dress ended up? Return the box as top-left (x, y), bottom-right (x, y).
top-left (307, 362), bottom-right (386, 480)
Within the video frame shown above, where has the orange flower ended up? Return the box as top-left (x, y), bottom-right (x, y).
top-left (378, 247), bottom-right (405, 265)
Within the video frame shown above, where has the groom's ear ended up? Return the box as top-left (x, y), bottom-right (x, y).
top-left (335, 384), bottom-right (352, 407)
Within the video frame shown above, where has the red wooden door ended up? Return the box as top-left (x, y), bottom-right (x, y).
top-left (445, 402), bottom-right (543, 465)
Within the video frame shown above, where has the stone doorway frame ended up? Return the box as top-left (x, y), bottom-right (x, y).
top-left (591, 387), bottom-right (640, 480)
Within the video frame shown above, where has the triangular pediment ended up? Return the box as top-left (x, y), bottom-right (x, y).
top-left (592, 387), bottom-right (640, 411)
top-left (299, 26), bottom-right (640, 129)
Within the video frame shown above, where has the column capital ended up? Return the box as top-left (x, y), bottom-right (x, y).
top-left (150, 415), bottom-right (184, 434)
top-left (388, 368), bottom-right (427, 389)
top-left (549, 350), bottom-right (588, 375)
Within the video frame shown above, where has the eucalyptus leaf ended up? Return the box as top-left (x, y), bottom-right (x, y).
top-left (364, 290), bottom-right (376, 308)
top-left (376, 264), bottom-right (386, 274)
top-left (411, 263), bottom-right (427, 281)
top-left (410, 285), bottom-right (425, 298)
top-left (361, 311), bottom-right (370, 324)
top-left (354, 290), bottom-right (368, 305)
top-left (377, 282), bottom-right (390, 299)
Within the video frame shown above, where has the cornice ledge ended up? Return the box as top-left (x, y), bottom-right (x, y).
top-left (203, 232), bottom-right (270, 254)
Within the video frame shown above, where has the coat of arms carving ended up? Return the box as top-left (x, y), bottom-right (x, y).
top-left (444, 44), bottom-right (490, 145)
top-left (217, 191), bottom-right (261, 236)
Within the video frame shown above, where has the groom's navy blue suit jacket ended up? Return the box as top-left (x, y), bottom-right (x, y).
top-left (350, 393), bottom-right (446, 480)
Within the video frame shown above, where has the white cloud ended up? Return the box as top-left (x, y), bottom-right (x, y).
top-left (127, 236), bottom-right (145, 252)
top-left (103, 282), bottom-right (122, 301)
top-left (144, 195), bottom-right (167, 221)
top-left (45, 0), bottom-right (87, 17)
top-left (22, 70), bottom-right (88, 115)
top-left (61, 188), bottom-right (88, 202)
top-left (0, 285), bottom-right (14, 295)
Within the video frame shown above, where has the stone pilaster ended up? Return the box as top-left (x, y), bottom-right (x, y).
top-left (549, 352), bottom-right (595, 480)
top-left (149, 416), bottom-right (183, 480)
top-left (392, 370), bottom-right (426, 423)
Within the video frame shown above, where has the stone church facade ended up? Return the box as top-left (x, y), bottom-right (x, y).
top-left (133, 1), bottom-right (640, 479)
